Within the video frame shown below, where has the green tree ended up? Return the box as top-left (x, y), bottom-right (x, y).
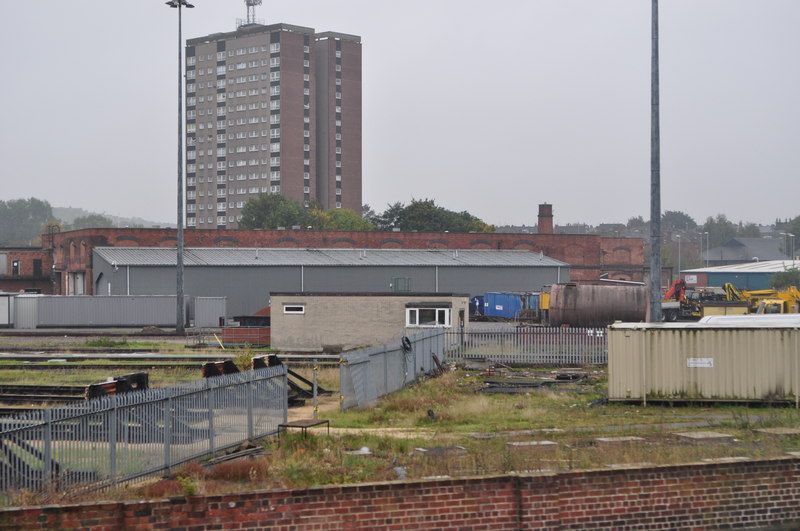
top-left (308, 208), bottom-right (376, 231)
top-left (786, 215), bottom-right (800, 257)
top-left (0, 198), bottom-right (53, 246)
top-left (239, 194), bottom-right (308, 230)
top-left (69, 214), bottom-right (115, 230)
top-left (702, 214), bottom-right (737, 248)
top-left (361, 204), bottom-right (380, 226)
top-left (376, 202), bottom-right (405, 230)
top-left (661, 210), bottom-right (696, 232)
top-left (772, 269), bottom-right (800, 290)
top-left (626, 216), bottom-right (647, 230)
top-left (736, 222), bottom-right (761, 238)
top-left (390, 199), bottom-right (493, 233)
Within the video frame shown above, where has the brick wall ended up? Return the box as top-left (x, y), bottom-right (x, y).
top-left (3, 458), bottom-right (799, 530)
top-left (50, 228), bottom-right (645, 294)
top-left (0, 248), bottom-right (53, 293)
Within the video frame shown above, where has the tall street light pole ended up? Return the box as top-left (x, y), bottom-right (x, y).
top-left (703, 231), bottom-right (709, 267)
top-left (167, 0), bottom-right (194, 334)
top-left (676, 234), bottom-right (681, 281)
top-left (648, 0), bottom-right (662, 322)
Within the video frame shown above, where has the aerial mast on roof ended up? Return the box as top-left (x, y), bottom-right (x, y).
top-left (246, 0), bottom-right (262, 24)
top-left (237, 0), bottom-right (263, 28)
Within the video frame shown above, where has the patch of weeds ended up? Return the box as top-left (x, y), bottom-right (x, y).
top-left (143, 479), bottom-right (182, 498)
top-left (233, 345), bottom-right (255, 371)
top-left (207, 459), bottom-right (270, 483)
top-left (85, 338), bottom-right (130, 348)
top-left (177, 476), bottom-right (198, 496)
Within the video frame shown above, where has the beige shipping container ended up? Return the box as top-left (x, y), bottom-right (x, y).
top-left (608, 322), bottom-right (800, 404)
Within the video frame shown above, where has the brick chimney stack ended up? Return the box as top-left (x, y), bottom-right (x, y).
top-left (538, 203), bottom-right (554, 234)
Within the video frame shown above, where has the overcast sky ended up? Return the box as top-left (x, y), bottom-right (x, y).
top-left (0, 1), bottom-right (797, 227)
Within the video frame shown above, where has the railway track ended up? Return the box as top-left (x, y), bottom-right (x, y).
top-left (0, 384), bottom-right (87, 404)
top-left (0, 353), bottom-right (340, 365)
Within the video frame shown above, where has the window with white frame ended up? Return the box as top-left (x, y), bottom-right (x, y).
top-left (283, 304), bottom-right (305, 315)
top-left (405, 307), bottom-right (451, 328)
top-left (270, 43), bottom-right (280, 53)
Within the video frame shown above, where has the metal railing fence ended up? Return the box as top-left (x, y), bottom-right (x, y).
top-left (0, 365), bottom-right (287, 493)
top-left (339, 329), bottom-right (445, 410)
top-left (444, 327), bottom-right (607, 365)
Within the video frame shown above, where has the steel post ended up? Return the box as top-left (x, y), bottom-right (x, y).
top-left (43, 409), bottom-right (52, 487)
top-left (109, 404), bottom-right (118, 483)
top-left (164, 397), bottom-right (173, 472)
top-left (175, 1), bottom-right (185, 334)
top-left (649, 0), bottom-right (662, 322)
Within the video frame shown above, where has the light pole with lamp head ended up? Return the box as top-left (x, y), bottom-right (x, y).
top-left (166, 0), bottom-right (194, 334)
top-left (702, 231), bottom-right (709, 267)
top-left (676, 234), bottom-right (681, 281)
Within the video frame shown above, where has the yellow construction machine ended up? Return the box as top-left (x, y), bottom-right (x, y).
top-left (722, 284), bottom-right (800, 315)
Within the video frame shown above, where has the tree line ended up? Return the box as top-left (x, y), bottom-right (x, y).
top-left (239, 196), bottom-right (494, 233)
top-left (0, 198), bottom-right (116, 246)
top-left (2, 196), bottom-right (799, 256)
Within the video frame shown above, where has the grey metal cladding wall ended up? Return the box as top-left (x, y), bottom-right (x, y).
top-left (14, 297), bottom-right (37, 329)
top-left (92, 259), bottom-right (571, 317)
top-left (195, 297), bottom-right (228, 327)
top-left (0, 295), bottom-right (13, 326)
top-left (97, 263), bottom-right (300, 317)
top-left (302, 266), bottom-right (437, 293)
top-left (179, 266), bottom-right (299, 316)
top-left (36, 296), bottom-right (177, 327)
top-left (435, 266), bottom-right (566, 296)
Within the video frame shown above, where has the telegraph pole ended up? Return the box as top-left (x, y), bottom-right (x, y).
top-left (649, 0), bottom-right (662, 322)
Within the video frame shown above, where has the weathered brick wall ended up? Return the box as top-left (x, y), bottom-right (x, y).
top-left (49, 228), bottom-right (645, 294)
top-left (3, 458), bottom-right (799, 530)
top-left (0, 248), bottom-right (53, 293)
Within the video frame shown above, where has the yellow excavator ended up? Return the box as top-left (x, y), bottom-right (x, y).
top-left (723, 283), bottom-right (800, 315)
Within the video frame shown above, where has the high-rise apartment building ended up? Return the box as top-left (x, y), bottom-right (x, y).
top-left (185, 22), bottom-right (361, 230)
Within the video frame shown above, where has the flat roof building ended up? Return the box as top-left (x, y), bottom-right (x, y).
top-left (270, 292), bottom-right (469, 351)
top-left (186, 21), bottom-right (361, 229)
top-left (682, 260), bottom-right (799, 290)
top-left (92, 247), bottom-right (568, 317)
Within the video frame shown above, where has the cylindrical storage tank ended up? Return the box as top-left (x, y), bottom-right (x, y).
top-left (548, 283), bottom-right (646, 327)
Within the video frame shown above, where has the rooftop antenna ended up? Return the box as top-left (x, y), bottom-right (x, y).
top-left (238, 0), bottom-right (264, 28)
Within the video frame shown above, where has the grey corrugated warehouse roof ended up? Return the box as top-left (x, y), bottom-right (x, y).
top-left (94, 247), bottom-right (567, 268)
top-left (683, 260), bottom-right (799, 274)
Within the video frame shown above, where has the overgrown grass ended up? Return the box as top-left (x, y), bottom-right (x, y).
top-left (6, 367), bottom-right (800, 507)
top-left (0, 367), bottom-right (199, 387)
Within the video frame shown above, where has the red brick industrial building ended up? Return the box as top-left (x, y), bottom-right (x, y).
top-left (0, 247), bottom-right (53, 293)
top-left (4, 205), bottom-right (645, 295)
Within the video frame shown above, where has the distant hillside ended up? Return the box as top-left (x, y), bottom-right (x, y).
top-left (53, 207), bottom-right (174, 229)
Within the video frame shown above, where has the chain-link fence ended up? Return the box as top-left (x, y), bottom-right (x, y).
top-left (444, 326), bottom-right (607, 365)
top-left (0, 365), bottom-right (287, 493)
top-left (339, 329), bottom-right (445, 410)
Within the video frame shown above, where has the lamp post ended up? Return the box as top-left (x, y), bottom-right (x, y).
top-left (702, 231), bottom-right (709, 267)
top-left (166, 0), bottom-right (194, 334)
top-left (648, 0), bottom-right (662, 322)
top-left (676, 234), bottom-right (681, 281)
top-left (789, 233), bottom-right (796, 264)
